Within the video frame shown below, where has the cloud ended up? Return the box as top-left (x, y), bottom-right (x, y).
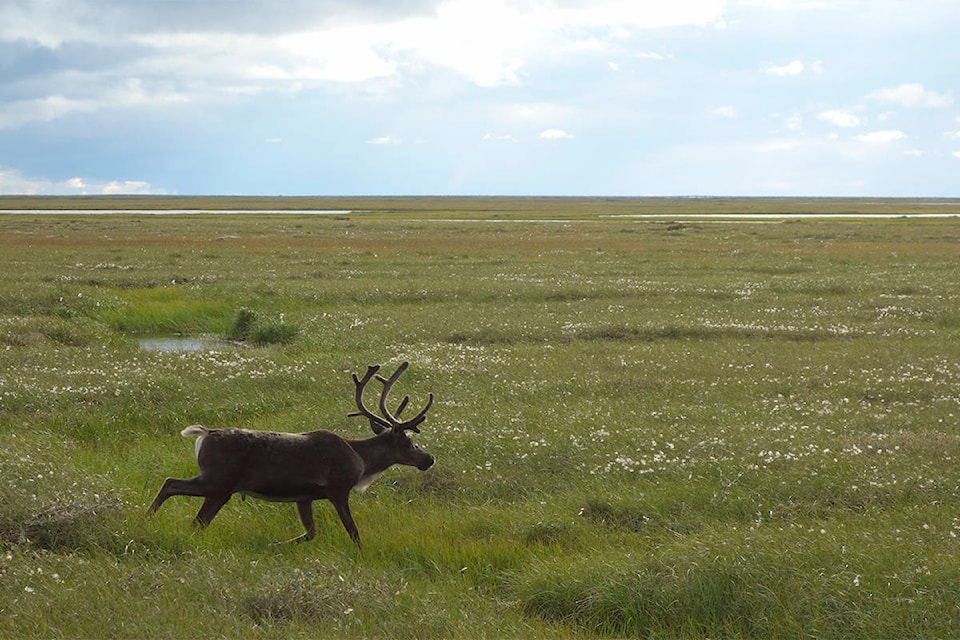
top-left (540, 129), bottom-right (574, 140)
top-left (759, 58), bottom-right (821, 77)
top-left (854, 130), bottom-right (906, 143)
top-left (0, 79), bottom-right (189, 130)
top-left (739, 0), bottom-right (836, 9)
top-left (868, 83), bottom-right (953, 108)
top-left (954, 151), bottom-right (960, 160)
top-left (784, 113), bottom-right (804, 132)
top-left (817, 109), bottom-right (861, 127)
top-left (128, 0), bottom-right (725, 91)
top-left (0, 0), bottom-right (729, 132)
top-left (500, 102), bottom-right (577, 125)
top-left (483, 133), bottom-right (519, 143)
top-left (636, 51), bottom-right (671, 61)
top-left (0, 95), bottom-right (91, 130)
top-left (379, 0), bottom-right (726, 87)
top-left (367, 136), bottom-right (401, 145)
top-left (762, 59), bottom-right (804, 76)
top-left (711, 105), bottom-right (737, 118)
top-left (0, 166), bottom-right (162, 195)
top-left (102, 180), bottom-right (154, 194)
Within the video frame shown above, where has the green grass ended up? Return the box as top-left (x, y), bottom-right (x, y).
top-left (1, 199), bottom-right (959, 638)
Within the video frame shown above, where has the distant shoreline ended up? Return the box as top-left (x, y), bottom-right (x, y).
top-left (1, 195), bottom-right (959, 219)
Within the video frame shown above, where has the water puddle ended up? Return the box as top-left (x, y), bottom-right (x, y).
top-left (137, 335), bottom-right (234, 352)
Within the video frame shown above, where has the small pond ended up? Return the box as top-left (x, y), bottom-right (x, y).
top-left (137, 335), bottom-right (234, 352)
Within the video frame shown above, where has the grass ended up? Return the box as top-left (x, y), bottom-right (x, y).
top-left (1, 198), bottom-right (959, 638)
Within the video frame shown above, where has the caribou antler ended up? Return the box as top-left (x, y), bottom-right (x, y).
top-left (349, 362), bottom-right (433, 434)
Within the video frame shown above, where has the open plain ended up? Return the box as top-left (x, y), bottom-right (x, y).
top-left (1, 197), bottom-right (959, 638)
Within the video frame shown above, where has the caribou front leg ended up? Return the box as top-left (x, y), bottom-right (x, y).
top-left (330, 491), bottom-right (362, 549)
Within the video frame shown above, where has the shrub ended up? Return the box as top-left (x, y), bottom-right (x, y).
top-left (228, 307), bottom-right (258, 341)
top-left (227, 307), bottom-right (298, 345)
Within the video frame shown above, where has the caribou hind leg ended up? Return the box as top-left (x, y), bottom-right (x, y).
top-left (284, 500), bottom-right (316, 544)
top-left (148, 476), bottom-right (231, 529)
top-left (148, 476), bottom-right (208, 513)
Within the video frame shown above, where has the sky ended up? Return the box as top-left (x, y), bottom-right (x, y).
top-left (1, 0), bottom-right (958, 197)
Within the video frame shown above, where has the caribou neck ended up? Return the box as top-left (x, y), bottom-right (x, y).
top-left (348, 433), bottom-right (397, 477)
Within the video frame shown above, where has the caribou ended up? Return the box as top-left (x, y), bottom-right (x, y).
top-left (147, 362), bottom-right (435, 548)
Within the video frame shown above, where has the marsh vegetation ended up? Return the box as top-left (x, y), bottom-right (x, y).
top-left (1, 198), bottom-right (959, 638)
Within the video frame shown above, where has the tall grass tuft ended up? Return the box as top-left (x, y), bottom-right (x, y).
top-left (0, 434), bottom-right (127, 553)
top-left (244, 564), bottom-right (396, 625)
top-left (227, 307), bottom-right (299, 345)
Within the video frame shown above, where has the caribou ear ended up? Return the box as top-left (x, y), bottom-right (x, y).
top-left (368, 419), bottom-right (388, 435)
top-left (395, 424), bottom-right (421, 434)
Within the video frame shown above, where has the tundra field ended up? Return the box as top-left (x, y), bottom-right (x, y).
top-left (1, 197), bottom-right (960, 638)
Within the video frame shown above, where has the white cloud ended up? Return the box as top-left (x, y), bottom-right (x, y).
top-left (540, 129), bottom-right (574, 140)
top-left (854, 130), bottom-right (905, 143)
top-left (483, 133), bottom-right (519, 143)
top-left (500, 102), bottom-right (576, 124)
top-left (102, 180), bottom-right (154, 195)
top-left (367, 136), bottom-right (401, 145)
top-left (904, 149), bottom-right (923, 157)
top-left (711, 105), bottom-right (738, 118)
top-left (569, 37), bottom-right (606, 52)
top-left (0, 167), bottom-right (43, 194)
top-left (382, 0), bottom-right (725, 87)
top-left (817, 109), bottom-right (861, 127)
top-left (636, 51), bottom-right (671, 61)
top-left (0, 1), bottom-right (98, 48)
top-left (868, 83), bottom-right (953, 108)
top-left (8, 1), bottom-right (727, 95)
top-left (954, 151), bottom-right (960, 160)
top-left (0, 0), bottom-right (729, 136)
top-left (0, 95), bottom-right (97, 129)
top-left (739, 0), bottom-right (836, 9)
top-left (0, 79), bottom-right (189, 130)
top-left (134, 29), bottom-right (399, 86)
top-left (762, 59), bottom-right (804, 76)
top-left (0, 166), bottom-right (162, 195)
